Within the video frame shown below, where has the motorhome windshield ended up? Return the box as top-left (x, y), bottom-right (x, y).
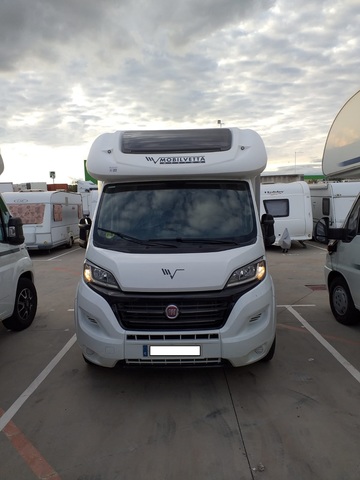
top-left (93, 181), bottom-right (257, 253)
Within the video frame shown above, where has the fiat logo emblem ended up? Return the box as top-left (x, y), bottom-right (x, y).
top-left (165, 304), bottom-right (179, 319)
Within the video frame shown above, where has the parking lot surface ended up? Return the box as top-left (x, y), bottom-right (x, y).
top-left (1, 241), bottom-right (360, 479)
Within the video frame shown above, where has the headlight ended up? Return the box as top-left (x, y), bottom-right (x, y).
top-left (226, 258), bottom-right (266, 288)
top-left (83, 260), bottom-right (120, 290)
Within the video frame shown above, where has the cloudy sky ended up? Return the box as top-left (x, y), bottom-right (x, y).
top-left (0, 0), bottom-right (360, 184)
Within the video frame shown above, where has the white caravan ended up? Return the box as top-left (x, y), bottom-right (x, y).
top-left (0, 154), bottom-right (37, 331)
top-left (75, 127), bottom-right (277, 368)
top-left (315, 90), bottom-right (360, 325)
top-left (310, 181), bottom-right (360, 235)
top-left (3, 191), bottom-right (82, 250)
top-left (260, 181), bottom-right (313, 247)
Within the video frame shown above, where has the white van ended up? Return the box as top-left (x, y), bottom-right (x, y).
top-left (3, 191), bottom-right (82, 250)
top-left (0, 156), bottom-right (37, 331)
top-left (310, 182), bottom-right (360, 236)
top-left (260, 181), bottom-right (313, 247)
top-left (75, 127), bottom-right (277, 368)
top-left (315, 90), bottom-right (360, 325)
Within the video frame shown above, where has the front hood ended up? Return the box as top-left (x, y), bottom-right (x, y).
top-left (87, 241), bottom-right (265, 292)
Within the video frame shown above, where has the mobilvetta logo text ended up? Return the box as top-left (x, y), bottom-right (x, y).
top-left (146, 156), bottom-right (206, 164)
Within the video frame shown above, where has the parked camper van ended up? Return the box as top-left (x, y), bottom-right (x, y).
top-left (75, 127), bottom-right (277, 368)
top-left (315, 90), bottom-right (360, 325)
top-left (77, 181), bottom-right (99, 221)
top-left (260, 181), bottom-right (313, 247)
top-left (3, 191), bottom-right (82, 250)
top-left (0, 155), bottom-right (37, 331)
top-left (310, 182), bottom-right (360, 237)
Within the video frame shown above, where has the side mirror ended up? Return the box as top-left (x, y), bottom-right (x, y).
top-left (328, 227), bottom-right (349, 241)
top-left (8, 217), bottom-right (25, 245)
top-left (314, 219), bottom-right (328, 244)
top-left (78, 216), bottom-right (92, 248)
top-left (261, 213), bottom-right (275, 247)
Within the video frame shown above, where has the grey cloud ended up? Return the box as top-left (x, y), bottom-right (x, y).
top-left (0, 0), bottom-right (274, 72)
top-left (1, 0), bottom-right (360, 184)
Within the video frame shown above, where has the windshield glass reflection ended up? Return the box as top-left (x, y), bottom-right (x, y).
top-left (94, 181), bottom-right (256, 251)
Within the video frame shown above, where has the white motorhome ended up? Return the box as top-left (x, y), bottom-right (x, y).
top-left (75, 127), bottom-right (277, 368)
top-left (310, 182), bottom-right (360, 235)
top-left (2, 190), bottom-right (82, 250)
top-left (315, 90), bottom-right (360, 325)
top-left (260, 181), bottom-right (313, 247)
top-left (77, 181), bottom-right (99, 221)
top-left (0, 154), bottom-right (37, 331)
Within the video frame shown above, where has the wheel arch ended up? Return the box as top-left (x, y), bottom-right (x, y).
top-left (19, 269), bottom-right (35, 285)
top-left (327, 269), bottom-right (347, 290)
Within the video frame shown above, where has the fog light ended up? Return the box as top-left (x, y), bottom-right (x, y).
top-left (255, 345), bottom-right (265, 354)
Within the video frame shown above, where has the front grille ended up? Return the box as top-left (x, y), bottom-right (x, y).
top-left (113, 297), bottom-right (229, 330)
top-left (90, 279), bottom-right (259, 331)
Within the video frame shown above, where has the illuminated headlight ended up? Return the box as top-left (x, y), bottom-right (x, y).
top-left (226, 258), bottom-right (266, 288)
top-left (83, 260), bottom-right (120, 290)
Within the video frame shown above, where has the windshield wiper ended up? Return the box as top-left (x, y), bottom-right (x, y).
top-left (97, 228), bottom-right (177, 248)
top-left (174, 238), bottom-right (240, 245)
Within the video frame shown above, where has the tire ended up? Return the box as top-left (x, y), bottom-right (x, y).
top-left (329, 276), bottom-right (360, 325)
top-left (3, 278), bottom-right (38, 331)
top-left (261, 336), bottom-right (276, 362)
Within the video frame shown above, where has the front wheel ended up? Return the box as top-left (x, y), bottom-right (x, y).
top-left (3, 278), bottom-right (38, 331)
top-left (329, 276), bottom-right (359, 325)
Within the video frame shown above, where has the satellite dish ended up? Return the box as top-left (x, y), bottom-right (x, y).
top-left (322, 90), bottom-right (360, 179)
top-left (0, 151), bottom-right (4, 176)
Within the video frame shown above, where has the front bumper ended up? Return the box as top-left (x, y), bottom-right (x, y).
top-left (74, 276), bottom-right (276, 368)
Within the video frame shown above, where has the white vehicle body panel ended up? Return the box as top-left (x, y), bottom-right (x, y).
top-left (0, 232), bottom-right (33, 320)
top-left (0, 154), bottom-right (35, 323)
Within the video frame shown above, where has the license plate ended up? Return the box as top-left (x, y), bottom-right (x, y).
top-left (144, 345), bottom-right (201, 357)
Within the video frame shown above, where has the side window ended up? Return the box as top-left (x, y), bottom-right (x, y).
top-left (0, 196), bottom-right (10, 243)
top-left (53, 204), bottom-right (63, 222)
top-left (263, 199), bottom-right (289, 218)
top-left (8, 203), bottom-right (45, 224)
top-left (322, 197), bottom-right (330, 216)
top-left (0, 209), bottom-right (4, 242)
top-left (344, 197), bottom-right (360, 241)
